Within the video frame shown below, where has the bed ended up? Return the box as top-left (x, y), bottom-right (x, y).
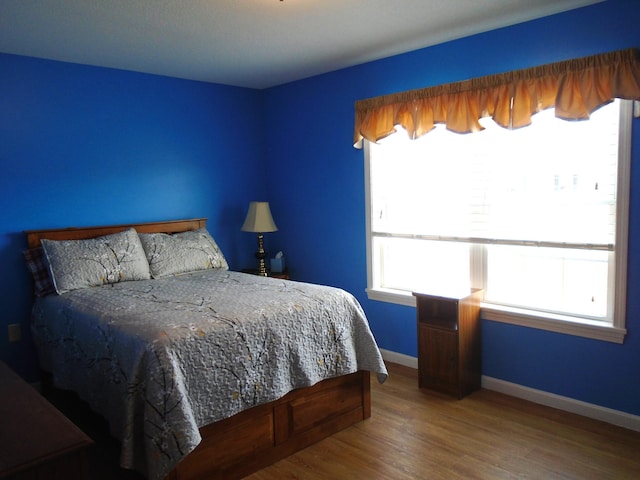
top-left (24, 218), bottom-right (388, 480)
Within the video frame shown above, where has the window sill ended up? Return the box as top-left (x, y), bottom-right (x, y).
top-left (366, 288), bottom-right (627, 344)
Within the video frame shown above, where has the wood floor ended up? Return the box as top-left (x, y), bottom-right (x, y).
top-left (246, 362), bottom-right (640, 480)
top-left (48, 362), bottom-right (640, 479)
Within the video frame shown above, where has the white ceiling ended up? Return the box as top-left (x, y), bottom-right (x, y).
top-left (0, 0), bottom-right (602, 89)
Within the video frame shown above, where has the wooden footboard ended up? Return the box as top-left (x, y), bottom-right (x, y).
top-left (166, 370), bottom-right (371, 480)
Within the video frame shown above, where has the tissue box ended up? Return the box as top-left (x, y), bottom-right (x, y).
top-left (270, 257), bottom-right (285, 273)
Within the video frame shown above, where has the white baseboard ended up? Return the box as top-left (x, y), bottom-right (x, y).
top-left (482, 376), bottom-right (640, 432)
top-left (379, 348), bottom-right (418, 369)
top-left (379, 349), bottom-right (640, 432)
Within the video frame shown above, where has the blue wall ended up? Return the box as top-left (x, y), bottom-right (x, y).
top-left (1, 0), bottom-right (639, 418)
top-left (263, 0), bottom-right (640, 417)
top-left (0, 54), bottom-right (265, 378)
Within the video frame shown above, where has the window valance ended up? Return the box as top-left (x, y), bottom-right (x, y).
top-left (353, 48), bottom-right (640, 148)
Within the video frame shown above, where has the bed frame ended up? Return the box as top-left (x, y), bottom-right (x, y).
top-left (25, 218), bottom-right (372, 480)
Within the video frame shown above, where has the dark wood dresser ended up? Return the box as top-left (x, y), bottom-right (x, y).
top-left (0, 362), bottom-right (93, 479)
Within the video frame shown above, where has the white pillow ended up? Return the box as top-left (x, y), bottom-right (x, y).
top-left (138, 228), bottom-right (229, 278)
top-left (41, 228), bottom-right (151, 294)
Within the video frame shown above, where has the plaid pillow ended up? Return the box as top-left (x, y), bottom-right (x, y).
top-left (23, 246), bottom-right (56, 296)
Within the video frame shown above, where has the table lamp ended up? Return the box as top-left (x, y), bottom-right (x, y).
top-left (241, 201), bottom-right (278, 276)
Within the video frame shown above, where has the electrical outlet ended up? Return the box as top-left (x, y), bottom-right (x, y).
top-left (8, 324), bottom-right (21, 343)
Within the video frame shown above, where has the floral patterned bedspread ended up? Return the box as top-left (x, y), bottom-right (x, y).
top-left (31, 270), bottom-right (388, 480)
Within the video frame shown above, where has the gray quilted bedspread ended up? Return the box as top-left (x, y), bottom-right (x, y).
top-left (31, 270), bottom-right (388, 479)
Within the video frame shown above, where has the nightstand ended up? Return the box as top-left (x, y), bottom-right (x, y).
top-left (413, 289), bottom-right (483, 399)
top-left (241, 269), bottom-right (290, 280)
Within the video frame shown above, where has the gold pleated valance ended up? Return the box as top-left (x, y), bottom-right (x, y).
top-left (353, 48), bottom-right (640, 148)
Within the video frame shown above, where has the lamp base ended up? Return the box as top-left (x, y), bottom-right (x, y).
top-left (254, 232), bottom-right (268, 276)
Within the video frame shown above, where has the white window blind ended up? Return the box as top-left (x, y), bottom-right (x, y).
top-left (365, 100), bottom-right (631, 342)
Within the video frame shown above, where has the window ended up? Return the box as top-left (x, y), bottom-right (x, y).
top-left (365, 100), bottom-right (632, 343)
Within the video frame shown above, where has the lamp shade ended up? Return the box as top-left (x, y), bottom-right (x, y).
top-left (241, 201), bottom-right (278, 233)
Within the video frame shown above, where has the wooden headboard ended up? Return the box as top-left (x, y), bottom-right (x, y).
top-left (25, 218), bottom-right (207, 249)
